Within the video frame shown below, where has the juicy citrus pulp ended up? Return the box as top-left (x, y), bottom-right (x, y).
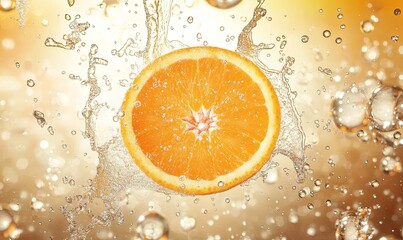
top-left (121, 46), bottom-right (280, 194)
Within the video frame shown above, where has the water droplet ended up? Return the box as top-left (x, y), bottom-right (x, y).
top-left (369, 180), bottom-right (379, 188)
top-left (335, 37), bottom-right (342, 44)
top-left (0, 0), bottom-right (16, 11)
top-left (325, 200), bottom-right (332, 207)
top-left (301, 35), bottom-right (309, 43)
top-left (65, 14), bottom-right (71, 20)
top-left (335, 207), bottom-right (376, 240)
top-left (135, 212), bottom-right (169, 240)
top-left (391, 35), bottom-right (399, 42)
top-left (67, 0), bottom-right (75, 7)
top-left (337, 13), bottom-right (343, 19)
top-left (33, 110), bottom-right (47, 128)
top-left (180, 216), bottom-right (196, 232)
top-left (15, 62), bottom-right (20, 68)
top-left (299, 187), bottom-right (310, 198)
top-left (187, 16), bottom-right (193, 24)
top-left (323, 30), bottom-right (331, 38)
top-left (26, 79), bottom-right (35, 87)
top-left (217, 181), bottom-right (224, 187)
top-left (361, 20), bottom-right (374, 33)
top-left (357, 130), bottom-right (370, 142)
top-left (307, 203), bottom-right (314, 210)
top-left (331, 84), bottom-right (367, 131)
top-left (47, 126), bottom-right (54, 135)
top-left (394, 8), bottom-right (401, 16)
top-left (206, 0), bottom-right (241, 9)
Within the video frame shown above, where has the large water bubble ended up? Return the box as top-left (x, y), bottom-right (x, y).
top-left (331, 84), bottom-right (367, 131)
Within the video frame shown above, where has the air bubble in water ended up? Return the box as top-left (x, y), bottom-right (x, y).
top-left (394, 8), bottom-right (401, 16)
top-left (368, 86), bottom-right (402, 132)
top-left (180, 216), bottom-right (196, 232)
top-left (187, 16), bottom-right (193, 24)
top-left (335, 207), bottom-right (376, 240)
top-left (331, 84), bottom-right (367, 131)
top-left (135, 212), bottom-right (169, 240)
top-left (205, 0), bottom-right (242, 9)
top-left (335, 37), bottom-right (342, 44)
top-left (361, 20), bottom-right (374, 33)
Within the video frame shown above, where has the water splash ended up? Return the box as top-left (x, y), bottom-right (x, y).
top-left (236, 0), bottom-right (307, 181)
top-left (44, 17), bottom-right (90, 50)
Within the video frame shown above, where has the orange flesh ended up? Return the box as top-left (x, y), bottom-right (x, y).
top-left (132, 58), bottom-right (268, 180)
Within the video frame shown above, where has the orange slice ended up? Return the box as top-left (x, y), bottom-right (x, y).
top-left (121, 46), bottom-right (280, 195)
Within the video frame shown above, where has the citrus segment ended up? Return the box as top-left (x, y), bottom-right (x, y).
top-left (121, 46), bottom-right (280, 194)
